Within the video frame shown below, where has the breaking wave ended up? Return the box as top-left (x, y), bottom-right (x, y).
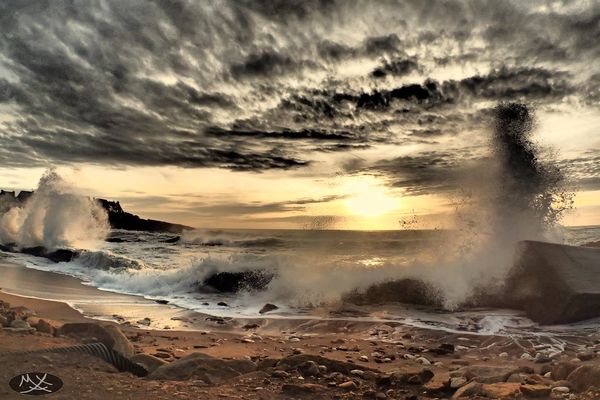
top-left (0, 170), bottom-right (109, 251)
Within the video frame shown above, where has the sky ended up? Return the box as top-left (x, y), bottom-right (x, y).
top-left (0, 0), bottom-right (599, 230)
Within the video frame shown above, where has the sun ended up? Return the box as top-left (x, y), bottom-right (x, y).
top-left (344, 176), bottom-right (399, 217)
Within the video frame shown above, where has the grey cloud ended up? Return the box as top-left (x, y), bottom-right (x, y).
top-left (0, 0), bottom-right (596, 175)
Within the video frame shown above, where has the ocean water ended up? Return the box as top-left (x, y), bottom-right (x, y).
top-left (2, 226), bottom-right (599, 321)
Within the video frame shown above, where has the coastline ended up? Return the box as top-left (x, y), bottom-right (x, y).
top-left (2, 262), bottom-right (600, 398)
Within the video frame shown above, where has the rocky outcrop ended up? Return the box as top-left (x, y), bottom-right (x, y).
top-left (499, 241), bottom-right (600, 324)
top-left (96, 199), bottom-right (192, 233)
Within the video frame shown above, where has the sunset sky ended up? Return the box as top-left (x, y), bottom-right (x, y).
top-left (0, 0), bottom-right (599, 230)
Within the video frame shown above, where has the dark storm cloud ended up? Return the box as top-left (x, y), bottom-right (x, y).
top-left (371, 58), bottom-right (420, 79)
top-left (0, 0), bottom-right (596, 176)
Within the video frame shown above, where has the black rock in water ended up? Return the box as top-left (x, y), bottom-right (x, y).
top-left (259, 303), bottom-right (279, 314)
top-left (203, 270), bottom-right (274, 293)
top-left (20, 247), bottom-right (79, 263)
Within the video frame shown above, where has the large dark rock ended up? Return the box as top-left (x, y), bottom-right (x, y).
top-left (202, 270), bottom-right (274, 293)
top-left (20, 247), bottom-right (79, 263)
top-left (500, 241), bottom-right (600, 324)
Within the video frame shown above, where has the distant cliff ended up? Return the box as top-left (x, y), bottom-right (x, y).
top-left (0, 190), bottom-right (192, 233)
top-left (96, 199), bottom-right (192, 233)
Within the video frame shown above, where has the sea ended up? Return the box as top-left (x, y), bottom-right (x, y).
top-left (1, 225), bottom-right (599, 325)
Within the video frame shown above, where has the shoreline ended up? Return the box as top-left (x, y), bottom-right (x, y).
top-left (3, 262), bottom-right (600, 398)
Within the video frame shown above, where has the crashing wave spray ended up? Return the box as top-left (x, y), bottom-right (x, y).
top-left (418, 103), bottom-right (574, 308)
top-left (0, 170), bottom-right (109, 250)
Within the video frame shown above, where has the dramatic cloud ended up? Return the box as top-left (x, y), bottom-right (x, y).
top-left (0, 0), bottom-right (597, 185)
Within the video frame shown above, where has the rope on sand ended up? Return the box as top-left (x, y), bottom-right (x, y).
top-left (3, 342), bottom-right (148, 377)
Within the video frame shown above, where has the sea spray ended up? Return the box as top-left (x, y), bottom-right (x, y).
top-left (412, 103), bottom-right (574, 308)
top-left (0, 169), bottom-right (109, 250)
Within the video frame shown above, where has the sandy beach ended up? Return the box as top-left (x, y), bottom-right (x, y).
top-left (1, 261), bottom-right (600, 399)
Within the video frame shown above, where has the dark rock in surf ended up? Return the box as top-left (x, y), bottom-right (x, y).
top-left (154, 299), bottom-right (169, 305)
top-left (162, 236), bottom-right (180, 243)
top-left (21, 247), bottom-right (79, 263)
top-left (105, 237), bottom-right (126, 243)
top-left (344, 278), bottom-right (442, 307)
top-left (259, 303), bottom-right (279, 314)
top-left (492, 241), bottom-right (600, 324)
top-left (202, 270), bottom-right (274, 293)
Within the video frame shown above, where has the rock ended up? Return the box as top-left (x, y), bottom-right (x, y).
top-left (452, 382), bottom-right (521, 399)
top-left (567, 365), bottom-right (600, 392)
top-left (552, 386), bottom-right (570, 394)
top-left (338, 380), bottom-right (358, 390)
top-left (203, 270), bottom-right (274, 293)
top-left (281, 383), bottom-right (326, 395)
top-left (499, 241), bottom-right (600, 324)
top-left (217, 302), bottom-right (228, 307)
top-left (450, 377), bottom-right (467, 388)
top-left (431, 343), bottom-right (455, 355)
top-left (520, 353), bottom-right (535, 361)
top-left (416, 357), bottom-right (431, 365)
top-left (520, 384), bottom-right (551, 397)
top-left (359, 355), bottom-right (369, 362)
top-left (271, 370), bottom-right (291, 379)
top-left (258, 303), bottom-right (279, 314)
top-left (9, 306), bottom-right (36, 320)
top-left (277, 354), bottom-right (371, 375)
top-left (552, 361), bottom-right (580, 381)
top-left (499, 352), bottom-right (508, 358)
top-left (242, 323), bottom-right (260, 330)
top-left (10, 319), bottom-right (30, 329)
top-left (0, 314), bottom-right (7, 327)
top-left (35, 319), bottom-right (55, 334)
top-left (57, 323), bottom-right (134, 357)
top-left (506, 373), bottom-right (528, 383)
top-left (577, 352), bottom-right (595, 361)
top-left (154, 352), bottom-right (172, 359)
top-left (137, 318), bottom-right (151, 326)
top-left (130, 354), bottom-right (167, 373)
top-left (148, 352), bottom-right (256, 383)
top-left (455, 365), bottom-right (525, 384)
top-left (297, 361), bottom-right (320, 377)
top-left (350, 369), bottom-right (365, 377)
top-left (154, 299), bottom-right (169, 305)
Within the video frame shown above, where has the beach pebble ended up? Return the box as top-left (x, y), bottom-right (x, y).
top-left (35, 319), bottom-right (55, 334)
top-left (350, 369), bottom-right (364, 377)
top-left (416, 357), bottom-right (431, 365)
top-left (10, 319), bottom-right (31, 329)
top-left (450, 377), bottom-right (467, 388)
top-left (499, 352), bottom-right (508, 358)
top-left (338, 381), bottom-right (357, 390)
top-left (137, 318), bottom-right (151, 326)
top-left (520, 353), bottom-right (534, 361)
top-left (298, 361), bottom-right (320, 377)
top-left (552, 386), bottom-right (570, 394)
top-left (217, 302), bottom-right (228, 307)
top-left (359, 355), bottom-right (369, 362)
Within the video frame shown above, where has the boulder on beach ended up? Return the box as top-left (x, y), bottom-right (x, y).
top-left (57, 323), bottom-right (134, 358)
top-left (501, 241), bottom-right (600, 324)
top-left (147, 352), bottom-right (256, 383)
